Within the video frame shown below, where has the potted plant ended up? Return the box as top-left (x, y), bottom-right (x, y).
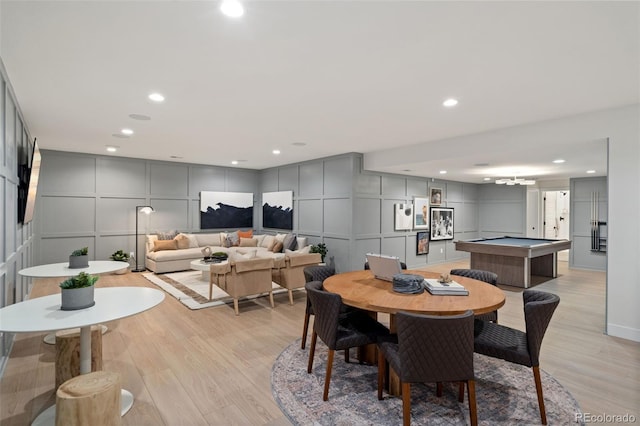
top-left (68, 247), bottom-right (89, 269)
top-left (110, 250), bottom-right (130, 274)
top-left (59, 272), bottom-right (98, 310)
top-left (310, 243), bottom-right (328, 264)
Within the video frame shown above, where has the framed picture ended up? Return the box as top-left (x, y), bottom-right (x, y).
top-left (262, 190), bottom-right (293, 229)
top-left (394, 203), bottom-right (413, 231)
top-left (416, 231), bottom-right (429, 255)
top-left (430, 188), bottom-right (443, 206)
top-left (430, 207), bottom-right (454, 240)
top-left (200, 191), bottom-right (253, 229)
top-left (413, 197), bottom-right (429, 229)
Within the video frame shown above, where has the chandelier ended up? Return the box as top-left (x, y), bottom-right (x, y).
top-left (495, 176), bottom-right (536, 186)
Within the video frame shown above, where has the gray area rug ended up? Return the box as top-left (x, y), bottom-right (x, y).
top-left (271, 339), bottom-right (584, 425)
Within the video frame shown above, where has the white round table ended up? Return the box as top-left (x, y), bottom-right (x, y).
top-left (19, 260), bottom-right (130, 344)
top-left (0, 287), bottom-right (165, 425)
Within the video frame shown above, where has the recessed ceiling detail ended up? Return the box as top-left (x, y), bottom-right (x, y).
top-left (148, 93), bottom-right (165, 102)
top-left (129, 114), bottom-right (151, 121)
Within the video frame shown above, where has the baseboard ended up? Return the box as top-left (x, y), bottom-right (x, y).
top-left (606, 323), bottom-right (640, 342)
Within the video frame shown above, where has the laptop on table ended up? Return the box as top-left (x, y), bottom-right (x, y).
top-left (366, 253), bottom-right (403, 282)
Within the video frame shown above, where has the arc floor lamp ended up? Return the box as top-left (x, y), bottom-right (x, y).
top-left (134, 205), bottom-right (154, 272)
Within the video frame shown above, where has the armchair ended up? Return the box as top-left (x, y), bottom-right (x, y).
top-left (273, 253), bottom-right (322, 305)
top-left (210, 257), bottom-right (275, 315)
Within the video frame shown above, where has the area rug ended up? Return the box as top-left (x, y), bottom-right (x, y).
top-left (271, 340), bottom-right (584, 425)
top-left (143, 271), bottom-right (289, 310)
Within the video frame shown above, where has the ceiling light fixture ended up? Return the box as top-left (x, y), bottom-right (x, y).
top-left (443, 98), bottom-right (458, 108)
top-left (495, 176), bottom-right (536, 186)
top-left (220, 0), bottom-right (244, 17)
top-left (553, 159), bottom-right (566, 164)
top-left (586, 170), bottom-right (596, 174)
top-left (272, 149), bottom-right (281, 155)
top-left (106, 146), bottom-right (118, 152)
top-left (121, 128), bottom-right (134, 135)
top-left (231, 160), bottom-right (239, 165)
top-left (439, 170), bottom-right (447, 174)
top-left (483, 177), bottom-right (492, 181)
top-left (148, 93), bottom-right (165, 102)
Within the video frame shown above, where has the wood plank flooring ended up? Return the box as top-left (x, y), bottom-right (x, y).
top-left (1, 261), bottom-right (638, 425)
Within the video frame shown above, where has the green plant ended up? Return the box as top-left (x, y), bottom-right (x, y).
top-left (310, 243), bottom-right (328, 262)
top-left (59, 272), bottom-right (99, 289)
top-left (71, 247), bottom-right (88, 256)
top-left (110, 250), bottom-right (130, 262)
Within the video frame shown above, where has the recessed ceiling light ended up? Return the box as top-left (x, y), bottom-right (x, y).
top-left (106, 146), bottom-right (118, 152)
top-left (169, 155), bottom-right (183, 159)
top-left (553, 159), bottom-right (566, 164)
top-left (121, 128), bottom-right (134, 136)
top-left (129, 114), bottom-right (151, 121)
top-left (402, 169), bottom-right (412, 172)
top-left (112, 133), bottom-right (129, 139)
top-left (220, 0), bottom-right (244, 17)
top-left (292, 142), bottom-right (306, 147)
top-left (231, 160), bottom-right (239, 165)
top-left (443, 98), bottom-right (458, 108)
top-left (483, 177), bottom-right (491, 181)
top-left (586, 170), bottom-right (596, 174)
top-left (272, 149), bottom-right (281, 155)
top-left (148, 93), bottom-right (165, 102)
top-left (439, 170), bottom-right (447, 174)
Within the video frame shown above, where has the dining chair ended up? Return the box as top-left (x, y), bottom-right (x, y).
top-left (473, 289), bottom-right (559, 424)
top-left (377, 310), bottom-right (477, 426)
top-left (301, 265), bottom-right (336, 349)
top-left (450, 268), bottom-right (499, 323)
top-left (306, 280), bottom-right (390, 401)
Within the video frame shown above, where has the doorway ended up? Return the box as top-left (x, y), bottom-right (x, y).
top-left (544, 191), bottom-right (570, 261)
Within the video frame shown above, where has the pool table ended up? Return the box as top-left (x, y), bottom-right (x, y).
top-left (454, 236), bottom-right (572, 288)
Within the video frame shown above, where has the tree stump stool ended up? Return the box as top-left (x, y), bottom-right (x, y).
top-left (56, 371), bottom-right (121, 426)
top-left (55, 326), bottom-right (103, 389)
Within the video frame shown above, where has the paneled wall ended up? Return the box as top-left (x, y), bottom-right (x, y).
top-left (478, 184), bottom-right (527, 237)
top-left (36, 151), bottom-right (261, 266)
top-left (0, 59), bottom-right (35, 372)
top-left (570, 177), bottom-right (607, 271)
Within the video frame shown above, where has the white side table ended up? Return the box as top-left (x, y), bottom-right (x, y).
top-left (0, 287), bottom-right (165, 425)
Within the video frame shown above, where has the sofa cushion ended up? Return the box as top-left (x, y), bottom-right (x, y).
top-left (147, 247), bottom-right (203, 261)
top-left (157, 230), bottom-right (179, 240)
top-left (295, 236), bottom-right (308, 250)
top-left (239, 237), bottom-right (258, 247)
top-left (229, 249), bottom-right (257, 262)
top-left (153, 239), bottom-right (178, 251)
top-left (237, 229), bottom-right (253, 239)
top-left (270, 241), bottom-right (284, 253)
top-left (285, 245), bottom-right (311, 255)
top-left (174, 233), bottom-right (191, 249)
top-left (275, 233), bottom-right (287, 243)
top-left (196, 233), bottom-right (222, 247)
top-left (225, 231), bottom-right (240, 247)
top-left (282, 233), bottom-right (297, 251)
top-left (184, 234), bottom-right (199, 248)
top-left (260, 235), bottom-right (275, 249)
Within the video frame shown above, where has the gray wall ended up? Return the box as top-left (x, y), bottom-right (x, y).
top-left (570, 177), bottom-right (607, 270)
top-left (478, 184), bottom-right (527, 238)
top-left (36, 151), bottom-right (261, 266)
top-left (1, 59), bottom-right (35, 372)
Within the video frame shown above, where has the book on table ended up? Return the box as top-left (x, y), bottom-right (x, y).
top-left (423, 279), bottom-right (469, 296)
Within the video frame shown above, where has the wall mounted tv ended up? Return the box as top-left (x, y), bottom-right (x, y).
top-left (18, 138), bottom-right (40, 224)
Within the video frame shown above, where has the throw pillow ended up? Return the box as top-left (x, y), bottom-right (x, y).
top-left (275, 233), bottom-right (287, 243)
top-left (174, 233), bottom-right (191, 249)
top-left (157, 230), bottom-right (179, 240)
top-left (195, 233), bottom-right (222, 247)
top-left (237, 229), bottom-right (253, 239)
top-left (153, 239), bottom-right (178, 252)
top-left (282, 233), bottom-right (297, 251)
top-left (254, 234), bottom-right (266, 247)
top-left (226, 231), bottom-right (240, 247)
top-left (270, 241), bottom-right (284, 253)
top-left (239, 237), bottom-right (258, 247)
top-left (260, 235), bottom-right (275, 249)
top-left (229, 249), bottom-right (257, 262)
top-left (184, 233), bottom-right (199, 248)
top-left (285, 245), bottom-right (311, 255)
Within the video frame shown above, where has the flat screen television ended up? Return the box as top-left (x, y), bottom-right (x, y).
top-left (18, 138), bottom-right (40, 224)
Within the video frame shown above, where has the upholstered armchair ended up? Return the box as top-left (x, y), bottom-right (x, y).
top-left (210, 257), bottom-right (275, 315)
top-left (272, 253), bottom-right (322, 305)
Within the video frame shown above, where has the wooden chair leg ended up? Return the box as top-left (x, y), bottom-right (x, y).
top-left (533, 366), bottom-right (548, 425)
top-left (269, 291), bottom-right (275, 308)
top-left (307, 332), bottom-right (317, 373)
top-left (402, 382), bottom-right (411, 426)
top-left (233, 299), bottom-right (239, 315)
top-left (468, 380), bottom-right (478, 426)
top-left (377, 349), bottom-right (385, 400)
top-left (288, 290), bottom-right (294, 305)
top-left (458, 382), bottom-right (465, 402)
top-left (436, 382), bottom-right (443, 397)
top-left (323, 349), bottom-right (335, 401)
top-left (301, 312), bottom-right (311, 349)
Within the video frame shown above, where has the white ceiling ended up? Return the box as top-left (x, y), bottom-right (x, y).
top-left (1, 1), bottom-right (638, 183)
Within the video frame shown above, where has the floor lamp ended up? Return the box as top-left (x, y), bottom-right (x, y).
top-left (134, 205), bottom-right (154, 272)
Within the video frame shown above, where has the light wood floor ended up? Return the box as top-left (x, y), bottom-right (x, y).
top-left (1, 261), bottom-right (638, 425)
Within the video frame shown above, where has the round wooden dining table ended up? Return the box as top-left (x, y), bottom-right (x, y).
top-left (323, 269), bottom-right (505, 319)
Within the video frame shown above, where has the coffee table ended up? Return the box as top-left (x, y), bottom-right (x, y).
top-left (190, 259), bottom-right (215, 280)
top-left (0, 287), bottom-right (165, 425)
